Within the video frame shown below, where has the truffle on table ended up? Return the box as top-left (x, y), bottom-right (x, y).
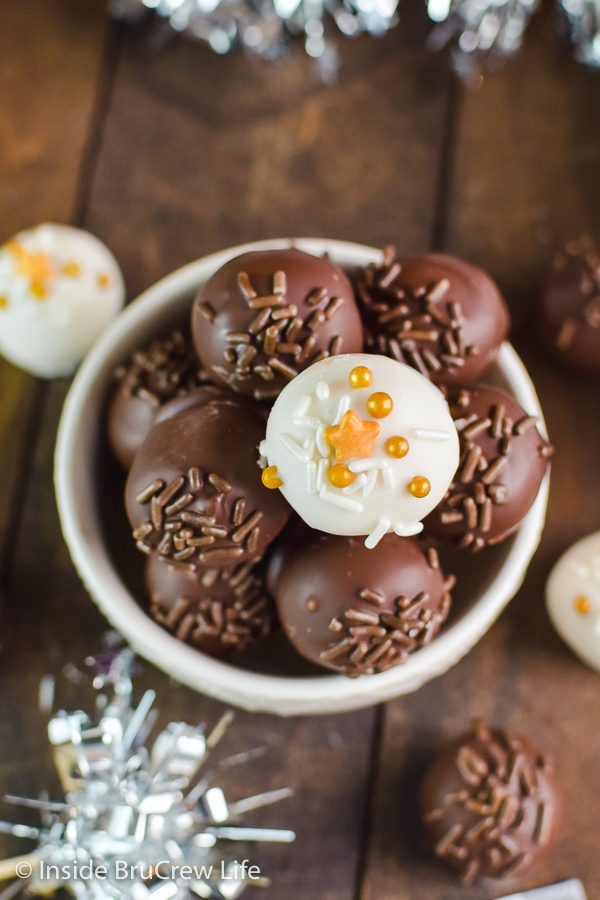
top-left (107, 330), bottom-right (211, 469)
top-left (146, 553), bottom-right (275, 657)
top-left (540, 234), bottom-right (600, 375)
top-left (0, 223), bottom-right (125, 378)
top-left (420, 721), bottom-right (562, 884)
top-left (424, 384), bottom-right (552, 551)
top-left (266, 523), bottom-right (454, 676)
top-left (125, 397), bottom-right (291, 568)
top-left (356, 249), bottom-right (510, 386)
top-left (545, 529), bottom-right (600, 672)
top-left (191, 248), bottom-right (363, 401)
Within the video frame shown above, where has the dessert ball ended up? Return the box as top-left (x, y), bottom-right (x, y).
top-left (146, 553), bottom-right (274, 657)
top-left (420, 721), bottom-right (562, 884)
top-left (108, 330), bottom-right (210, 469)
top-left (546, 530), bottom-right (600, 672)
top-left (356, 249), bottom-right (510, 386)
top-left (191, 248), bottom-right (363, 401)
top-left (267, 524), bottom-right (454, 676)
top-left (260, 353), bottom-right (459, 546)
top-left (125, 397), bottom-right (291, 568)
top-left (425, 385), bottom-right (552, 552)
top-left (0, 223), bottom-right (124, 377)
top-left (540, 234), bottom-right (600, 375)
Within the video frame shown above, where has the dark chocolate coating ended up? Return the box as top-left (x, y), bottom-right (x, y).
top-left (125, 398), bottom-right (291, 568)
top-left (266, 523), bottom-right (453, 676)
top-left (540, 234), bottom-right (600, 375)
top-left (191, 248), bottom-right (363, 400)
top-left (146, 553), bottom-right (274, 657)
top-left (108, 329), bottom-right (207, 469)
top-left (424, 385), bottom-right (551, 551)
top-left (356, 251), bottom-right (510, 385)
top-left (420, 722), bottom-right (562, 884)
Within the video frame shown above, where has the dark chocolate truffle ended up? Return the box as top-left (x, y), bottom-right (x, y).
top-left (420, 721), bottom-right (562, 884)
top-left (146, 554), bottom-right (274, 656)
top-left (108, 329), bottom-right (208, 469)
top-left (540, 234), bottom-right (600, 375)
top-left (424, 385), bottom-right (552, 551)
top-left (356, 249), bottom-right (510, 385)
top-left (125, 398), bottom-right (291, 568)
top-left (191, 248), bottom-right (363, 401)
top-left (266, 524), bottom-right (454, 675)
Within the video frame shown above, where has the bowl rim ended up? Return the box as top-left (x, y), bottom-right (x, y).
top-left (54, 238), bottom-right (549, 716)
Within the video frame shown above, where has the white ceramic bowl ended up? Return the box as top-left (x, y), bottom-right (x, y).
top-left (55, 239), bottom-right (549, 716)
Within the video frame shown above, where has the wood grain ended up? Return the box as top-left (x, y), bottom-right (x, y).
top-left (0, 0), bottom-right (110, 575)
top-left (361, 8), bottom-right (600, 899)
top-left (2, 3), bottom-right (600, 899)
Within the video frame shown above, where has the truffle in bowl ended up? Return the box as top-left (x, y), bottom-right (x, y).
top-left (54, 239), bottom-right (549, 716)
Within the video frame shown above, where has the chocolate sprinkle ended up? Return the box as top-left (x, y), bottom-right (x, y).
top-left (133, 466), bottom-right (263, 565)
top-left (423, 723), bottom-right (560, 884)
top-left (319, 583), bottom-right (453, 677)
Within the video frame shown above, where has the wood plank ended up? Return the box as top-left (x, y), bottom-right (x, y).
top-left (86, 8), bottom-right (452, 296)
top-left (0, 9), bottom-right (454, 899)
top-left (0, 0), bottom-right (110, 570)
top-left (362, 9), bottom-right (600, 900)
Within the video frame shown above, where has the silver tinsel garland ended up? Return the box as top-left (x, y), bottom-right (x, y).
top-left (109, 0), bottom-right (600, 76)
top-left (0, 649), bottom-right (294, 900)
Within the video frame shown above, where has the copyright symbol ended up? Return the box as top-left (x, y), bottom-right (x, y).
top-left (15, 861), bottom-right (32, 879)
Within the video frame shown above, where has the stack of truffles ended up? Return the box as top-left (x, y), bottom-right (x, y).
top-left (107, 246), bottom-right (552, 677)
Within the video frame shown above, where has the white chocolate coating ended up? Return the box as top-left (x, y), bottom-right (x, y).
top-left (546, 530), bottom-right (600, 672)
top-left (262, 353), bottom-right (459, 546)
top-left (0, 224), bottom-right (125, 377)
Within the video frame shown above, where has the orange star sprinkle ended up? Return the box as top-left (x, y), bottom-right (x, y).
top-left (7, 241), bottom-right (53, 298)
top-left (325, 410), bottom-right (380, 463)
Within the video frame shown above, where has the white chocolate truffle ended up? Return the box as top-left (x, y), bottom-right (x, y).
top-left (546, 530), bottom-right (600, 672)
top-left (261, 353), bottom-right (459, 547)
top-left (0, 224), bottom-right (125, 377)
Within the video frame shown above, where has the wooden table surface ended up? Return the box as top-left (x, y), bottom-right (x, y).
top-left (1, 2), bottom-right (600, 898)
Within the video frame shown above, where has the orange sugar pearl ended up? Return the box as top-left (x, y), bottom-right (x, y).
top-left (408, 475), bottom-right (431, 498)
top-left (349, 365), bottom-right (373, 389)
top-left (98, 274), bottom-right (111, 288)
top-left (63, 262), bottom-right (81, 277)
top-left (262, 465), bottom-right (283, 489)
top-left (574, 595), bottom-right (591, 615)
top-left (0, 296), bottom-right (8, 308)
top-left (367, 391), bottom-right (393, 418)
top-left (328, 464), bottom-right (355, 488)
top-left (386, 436), bottom-right (409, 458)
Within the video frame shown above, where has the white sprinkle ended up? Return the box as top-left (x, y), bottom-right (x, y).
top-left (280, 433), bottom-right (309, 461)
top-left (293, 394), bottom-right (312, 418)
top-left (363, 468), bottom-right (378, 497)
top-left (342, 473), bottom-right (368, 494)
top-left (333, 394), bottom-right (351, 424)
top-left (303, 436), bottom-right (315, 458)
top-left (307, 461), bottom-right (317, 494)
top-left (383, 465), bottom-right (396, 489)
top-left (259, 439), bottom-right (268, 457)
top-left (319, 489), bottom-right (364, 512)
top-left (412, 427), bottom-right (452, 442)
top-left (348, 458), bottom-right (379, 473)
top-left (316, 423), bottom-right (330, 457)
top-left (316, 381), bottom-right (330, 401)
top-left (393, 521), bottom-right (424, 537)
top-left (293, 416), bottom-right (321, 429)
top-left (364, 518), bottom-right (391, 549)
top-left (317, 458), bottom-right (329, 491)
